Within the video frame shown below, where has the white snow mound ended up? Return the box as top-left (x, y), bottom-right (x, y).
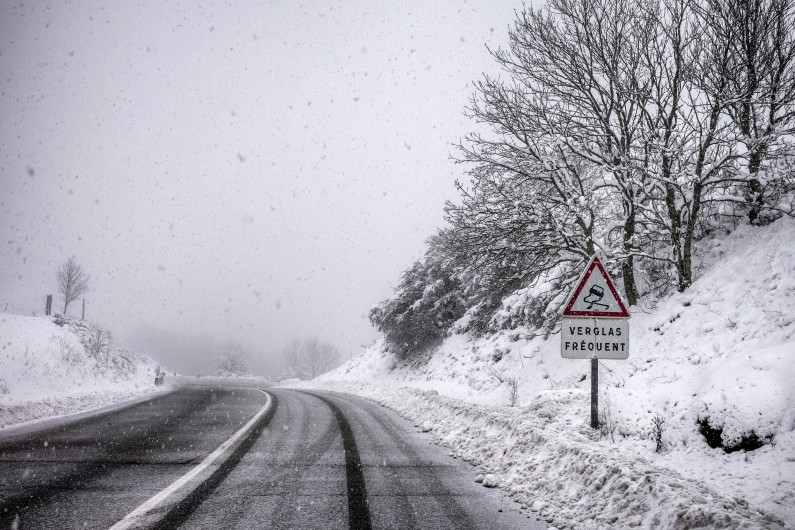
top-left (0, 313), bottom-right (162, 427)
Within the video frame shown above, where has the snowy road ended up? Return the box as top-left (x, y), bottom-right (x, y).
top-left (0, 384), bottom-right (544, 529)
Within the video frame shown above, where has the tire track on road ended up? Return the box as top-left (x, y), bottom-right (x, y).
top-left (267, 391), bottom-right (340, 526)
top-left (303, 392), bottom-right (372, 530)
top-left (342, 408), bottom-right (419, 530)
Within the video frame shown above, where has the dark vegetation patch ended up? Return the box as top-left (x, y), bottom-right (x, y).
top-left (698, 417), bottom-right (773, 453)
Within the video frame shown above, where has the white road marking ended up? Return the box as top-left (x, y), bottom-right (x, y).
top-left (108, 389), bottom-right (272, 530)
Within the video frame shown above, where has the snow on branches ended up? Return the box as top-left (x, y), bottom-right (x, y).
top-left (374, 0), bottom-right (795, 359)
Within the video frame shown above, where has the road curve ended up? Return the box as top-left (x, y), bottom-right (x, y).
top-left (0, 386), bottom-right (268, 529)
top-left (0, 385), bottom-right (547, 529)
top-left (176, 388), bottom-right (546, 530)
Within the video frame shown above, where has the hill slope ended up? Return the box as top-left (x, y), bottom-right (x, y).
top-left (307, 218), bottom-right (795, 528)
top-left (0, 314), bottom-right (163, 427)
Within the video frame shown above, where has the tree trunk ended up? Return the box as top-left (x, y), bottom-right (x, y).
top-left (665, 183), bottom-right (687, 291)
top-left (747, 150), bottom-right (765, 224)
top-left (681, 181), bottom-right (703, 289)
top-left (622, 195), bottom-right (638, 306)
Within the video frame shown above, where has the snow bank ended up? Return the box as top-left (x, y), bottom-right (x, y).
top-left (302, 380), bottom-right (781, 529)
top-left (0, 313), bottom-right (162, 427)
top-left (307, 217), bottom-right (795, 528)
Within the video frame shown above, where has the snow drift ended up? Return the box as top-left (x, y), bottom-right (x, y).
top-left (0, 313), bottom-right (162, 427)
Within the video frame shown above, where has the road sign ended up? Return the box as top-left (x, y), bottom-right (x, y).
top-left (560, 255), bottom-right (632, 431)
top-left (562, 255), bottom-right (629, 318)
top-left (561, 318), bottom-right (629, 359)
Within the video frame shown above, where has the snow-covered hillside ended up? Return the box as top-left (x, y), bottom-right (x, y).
top-left (0, 313), bottom-right (163, 427)
top-left (304, 218), bottom-right (795, 528)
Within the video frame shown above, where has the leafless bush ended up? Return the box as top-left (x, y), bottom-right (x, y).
top-left (506, 375), bottom-right (520, 407)
top-left (0, 377), bottom-right (8, 395)
top-left (652, 414), bottom-right (666, 453)
top-left (599, 394), bottom-right (616, 443)
top-left (487, 365), bottom-right (521, 407)
top-left (281, 337), bottom-right (340, 380)
top-left (86, 328), bottom-right (110, 364)
top-left (57, 336), bottom-right (83, 366)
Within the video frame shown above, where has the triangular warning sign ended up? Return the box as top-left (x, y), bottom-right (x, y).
top-left (562, 255), bottom-right (630, 318)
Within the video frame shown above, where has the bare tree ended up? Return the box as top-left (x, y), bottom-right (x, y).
top-left (713, 0), bottom-right (795, 224)
top-left (459, 0), bottom-right (660, 306)
top-left (281, 337), bottom-right (340, 379)
top-left (216, 342), bottom-right (249, 376)
top-left (369, 0), bottom-right (795, 366)
top-left (57, 256), bottom-right (90, 315)
top-left (303, 337), bottom-right (340, 379)
top-left (461, 0), bottom-right (794, 298)
top-left (281, 337), bottom-right (305, 377)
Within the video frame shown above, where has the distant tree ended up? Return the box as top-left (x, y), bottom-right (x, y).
top-left (281, 337), bottom-right (304, 378)
top-left (280, 337), bottom-right (341, 379)
top-left (302, 337), bottom-right (340, 379)
top-left (57, 256), bottom-right (90, 315)
top-left (216, 342), bottom-right (249, 376)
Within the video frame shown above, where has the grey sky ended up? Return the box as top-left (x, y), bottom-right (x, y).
top-left (1, 1), bottom-right (521, 376)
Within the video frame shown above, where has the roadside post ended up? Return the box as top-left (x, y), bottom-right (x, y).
top-left (561, 255), bottom-right (630, 429)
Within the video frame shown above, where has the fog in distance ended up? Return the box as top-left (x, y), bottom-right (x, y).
top-left (0, 1), bottom-right (520, 377)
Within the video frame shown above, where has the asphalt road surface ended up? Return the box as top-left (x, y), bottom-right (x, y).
top-left (0, 383), bottom-right (546, 529)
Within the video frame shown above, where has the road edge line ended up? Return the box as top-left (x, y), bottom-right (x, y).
top-left (108, 389), bottom-right (273, 530)
top-left (0, 388), bottom-right (175, 440)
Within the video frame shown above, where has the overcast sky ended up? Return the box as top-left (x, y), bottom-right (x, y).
top-left (0, 0), bottom-right (523, 376)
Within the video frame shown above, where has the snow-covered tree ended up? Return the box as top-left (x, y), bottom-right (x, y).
top-left (373, 0), bottom-right (795, 359)
top-left (713, 0), bottom-right (795, 224)
top-left (460, 0), bottom-right (662, 305)
top-left (443, 155), bottom-right (597, 332)
top-left (370, 235), bottom-right (466, 359)
top-left (461, 0), bottom-right (795, 294)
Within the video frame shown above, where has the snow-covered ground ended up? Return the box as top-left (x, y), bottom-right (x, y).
top-left (295, 218), bottom-right (795, 529)
top-left (0, 313), bottom-right (164, 428)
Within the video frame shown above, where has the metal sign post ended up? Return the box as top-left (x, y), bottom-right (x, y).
top-left (561, 255), bottom-right (630, 429)
top-left (591, 359), bottom-right (598, 429)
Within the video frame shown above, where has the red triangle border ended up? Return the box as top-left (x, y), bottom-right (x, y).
top-left (562, 255), bottom-right (630, 318)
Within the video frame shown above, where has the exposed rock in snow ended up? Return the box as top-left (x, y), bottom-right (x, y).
top-left (482, 473), bottom-right (499, 488)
